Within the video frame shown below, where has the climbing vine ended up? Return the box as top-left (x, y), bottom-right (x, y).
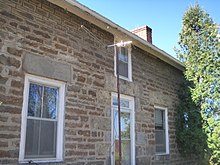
top-left (175, 80), bottom-right (208, 163)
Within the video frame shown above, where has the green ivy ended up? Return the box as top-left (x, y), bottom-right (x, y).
top-left (176, 80), bottom-right (208, 163)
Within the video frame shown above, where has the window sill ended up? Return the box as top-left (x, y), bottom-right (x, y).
top-left (155, 154), bottom-right (170, 161)
top-left (155, 153), bottom-right (169, 156)
top-left (120, 76), bottom-right (132, 82)
top-left (115, 74), bottom-right (132, 82)
top-left (19, 159), bottom-right (64, 164)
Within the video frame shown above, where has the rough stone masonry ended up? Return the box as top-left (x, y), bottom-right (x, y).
top-left (0, 0), bottom-right (198, 165)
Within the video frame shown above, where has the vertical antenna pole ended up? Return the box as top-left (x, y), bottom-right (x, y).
top-left (107, 41), bottom-right (131, 165)
top-left (116, 46), bottom-right (122, 165)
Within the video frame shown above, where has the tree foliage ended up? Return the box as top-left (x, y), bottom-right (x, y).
top-left (176, 4), bottom-right (220, 164)
top-left (176, 81), bottom-right (208, 161)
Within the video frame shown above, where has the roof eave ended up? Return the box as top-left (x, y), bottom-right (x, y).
top-left (47, 0), bottom-right (185, 71)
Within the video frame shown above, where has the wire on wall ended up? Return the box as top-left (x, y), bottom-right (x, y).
top-left (80, 25), bottom-right (106, 48)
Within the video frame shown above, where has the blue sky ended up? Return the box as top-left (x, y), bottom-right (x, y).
top-left (76, 0), bottom-right (220, 58)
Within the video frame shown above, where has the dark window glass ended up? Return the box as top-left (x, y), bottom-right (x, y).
top-left (117, 47), bottom-right (129, 78)
top-left (28, 84), bottom-right (43, 117)
top-left (42, 87), bottom-right (58, 119)
top-left (155, 109), bottom-right (166, 153)
top-left (25, 119), bottom-right (57, 158)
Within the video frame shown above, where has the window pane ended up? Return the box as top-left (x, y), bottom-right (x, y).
top-left (119, 61), bottom-right (128, 78)
top-left (112, 97), bottom-right (129, 108)
top-left (121, 100), bottom-right (129, 108)
top-left (25, 119), bottom-right (57, 159)
top-left (117, 47), bottom-right (129, 78)
top-left (28, 83), bottom-right (43, 117)
top-left (113, 97), bottom-right (118, 106)
top-left (114, 111), bottom-right (130, 139)
top-left (119, 47), bottom-right (128, 62)
top-left (155, 109), bottom-right (164, 129)
top-left (115, 140), bottom-right (131, 165)
top-left (42, 86), bottom-right (58, 119)
top-left (155, 130), bottom-right (166, 153)
top-left (121, 113), bottom-right (130, 139)
top-left (25, 119), bottom-right (40, 158)
top-left (39, 120), bottom-right (57, 157)
top-left (155, 109), bottom-right (166, 153)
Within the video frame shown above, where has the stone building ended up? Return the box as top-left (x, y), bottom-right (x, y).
top-left (0, 0), bottom-right (197, 165)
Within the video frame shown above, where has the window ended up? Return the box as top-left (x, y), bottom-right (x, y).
top-left (115, 46), bottom-right (132, 81)
top-left (154, 106), bottom-right (169, 155)
top-left (111, 93), bottom-right (135, 165)
top-left (19, 74), bottom-right (65, 163)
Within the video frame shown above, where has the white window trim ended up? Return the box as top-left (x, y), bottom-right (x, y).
top-left (19, 74), bottom-right (65, 163)
top-left (114, 46), bottom-right (132, 82)
top-left (111, 93), bottom-right (135, 165)
top-left (154, 106), bottom-right (169, 155)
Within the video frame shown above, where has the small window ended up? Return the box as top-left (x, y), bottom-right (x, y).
top-left (19, 74), bottom-right (65, 163)
top-left (155, 106), bottom-right (169, 155)
top-left (115, 46), bottom-right (132, 81)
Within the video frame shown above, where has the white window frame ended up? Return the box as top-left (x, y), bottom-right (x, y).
top-left (154, 106), bottom-right (169, 155)
top-left (114, 45), bottom-right (132, 82)
top-left (19, 74), bottom-right (65, 163)
top-left (111, 93), bottom-right (135, 165)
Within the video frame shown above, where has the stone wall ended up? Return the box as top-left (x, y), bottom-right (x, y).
top-left (0, 0), bottom-right (198, 165)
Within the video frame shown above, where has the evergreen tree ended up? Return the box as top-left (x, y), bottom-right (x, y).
top-left (176, 4), bottom-right (220, 164)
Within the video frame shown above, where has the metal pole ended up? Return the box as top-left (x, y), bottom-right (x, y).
top-left (106, 41), bottom-right (131, 165)
top-left (116, 46), bottom-right (122, 165)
